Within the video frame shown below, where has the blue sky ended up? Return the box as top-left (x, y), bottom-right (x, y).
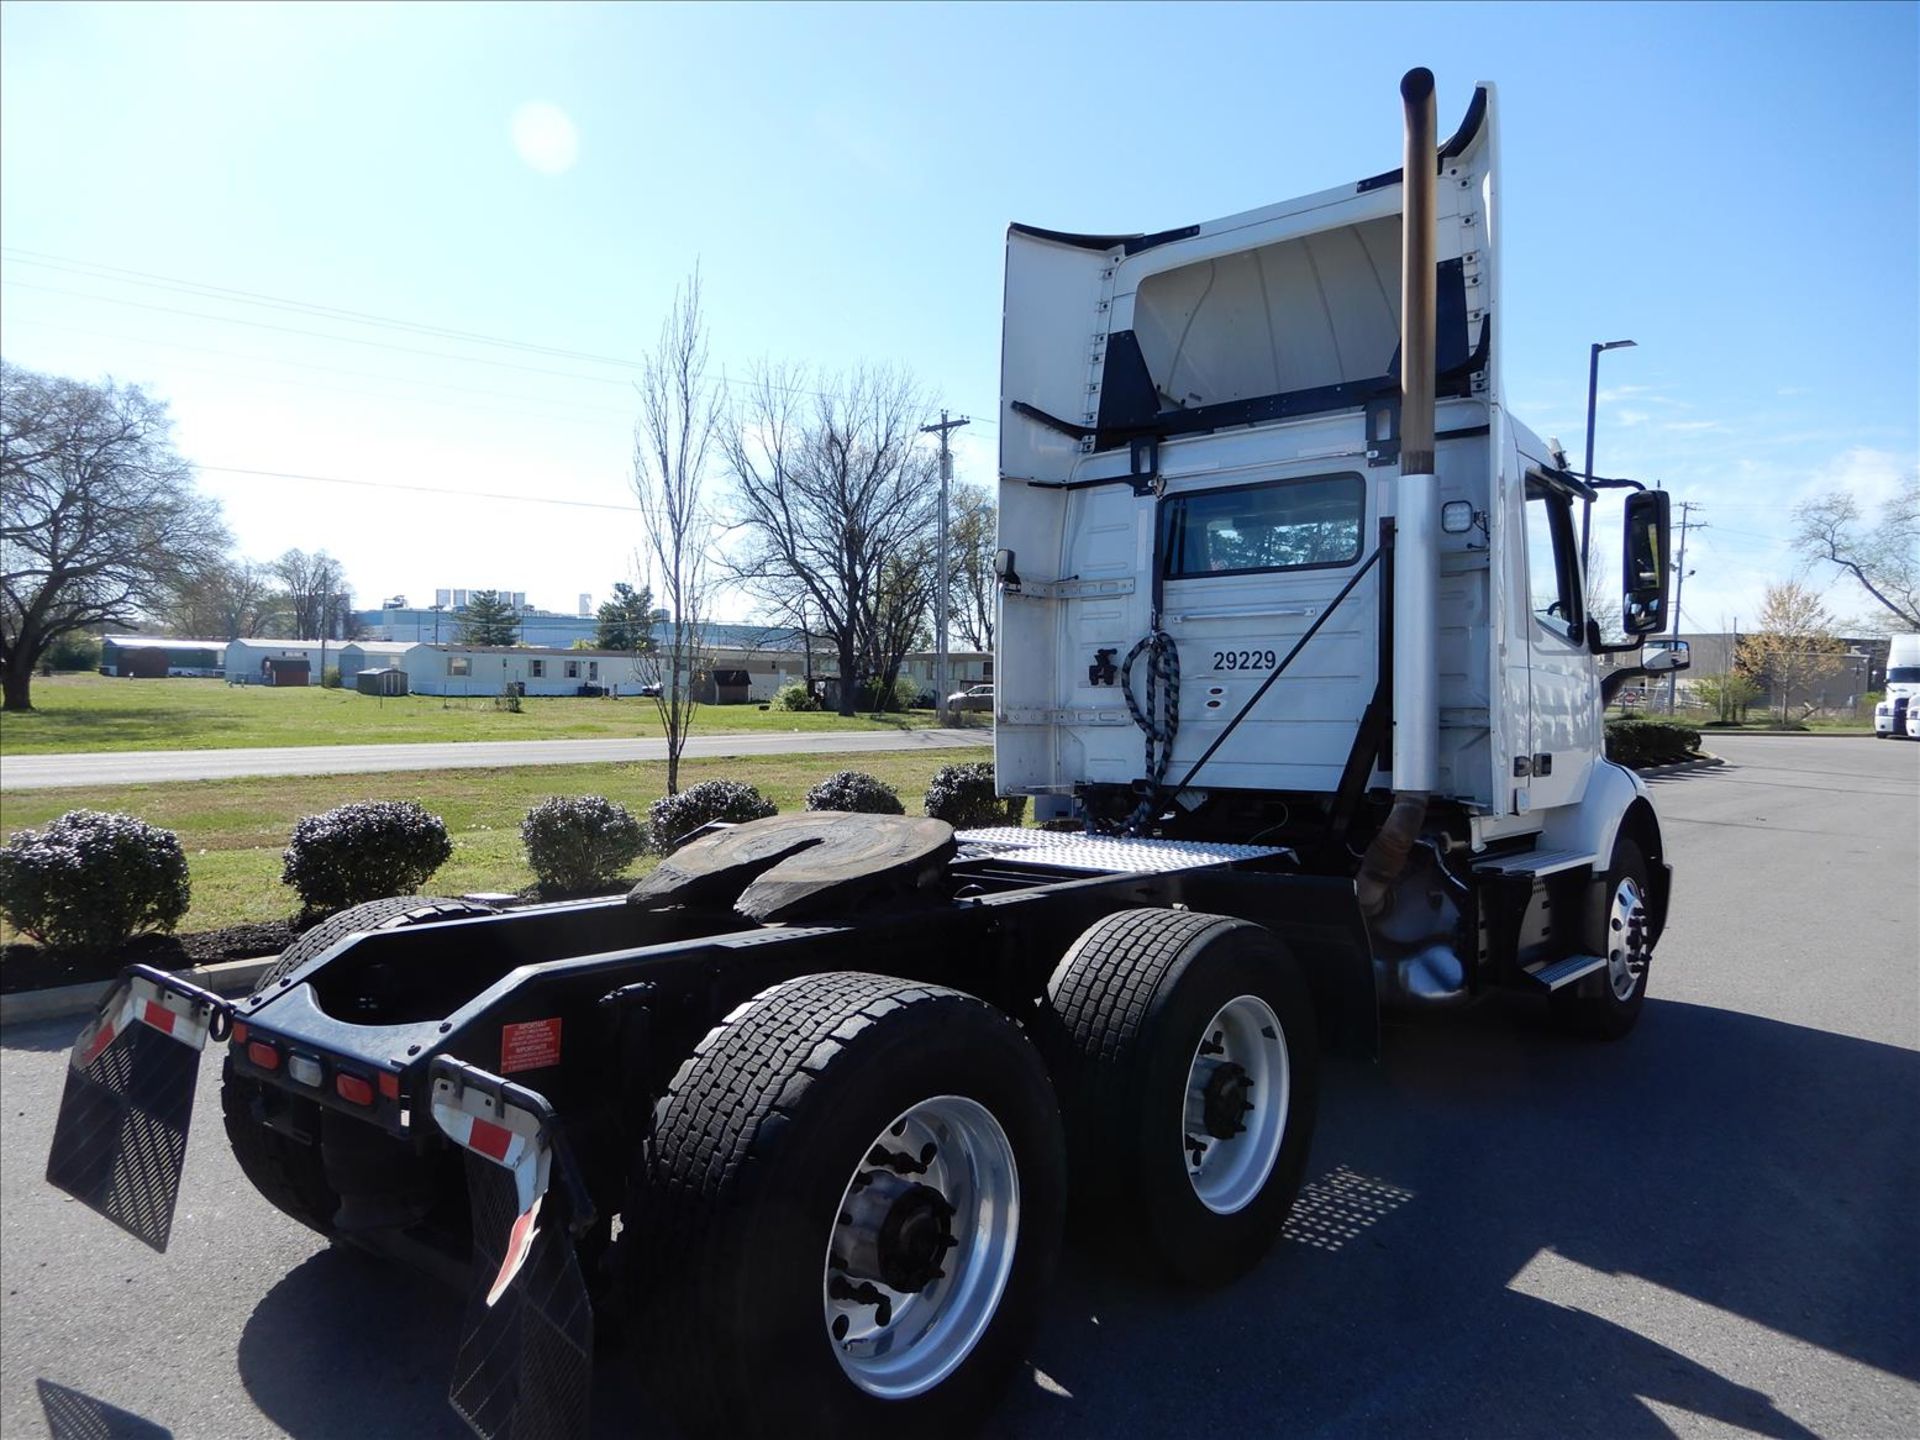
top-left (2, 0), bottom-right (1914, 633)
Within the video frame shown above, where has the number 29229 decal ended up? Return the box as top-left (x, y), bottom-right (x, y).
top-left (1212, 649), bottom-right (1277, 671)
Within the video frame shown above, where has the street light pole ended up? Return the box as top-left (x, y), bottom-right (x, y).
top-left (1580, 338), bottom-right (1637, 572)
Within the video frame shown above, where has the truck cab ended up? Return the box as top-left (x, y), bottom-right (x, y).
top-left (1874, 633), bottom-right (1920, 737)
top-left (996, 77), bottom-right (1684, 1012)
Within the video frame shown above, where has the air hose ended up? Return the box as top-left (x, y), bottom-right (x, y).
top-left (1117, 627), bottom-right (1180, 835)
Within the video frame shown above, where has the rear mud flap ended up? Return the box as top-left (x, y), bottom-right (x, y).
top-left (45, 968), bottom-right (227, 1252)
top-left (432, 1058), bottom-right (594, 1440)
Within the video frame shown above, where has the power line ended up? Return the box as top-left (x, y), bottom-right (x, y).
top-left (2, 247), bottom-right (654, 370)
top-left (1, 248), bottom-right (1004, 424)
top-left (1, 278), bottom-right (643, 387)
top-left (1, 316), bottom-right (641, 423)
top-left (198, 465), bottom-right (642, 514)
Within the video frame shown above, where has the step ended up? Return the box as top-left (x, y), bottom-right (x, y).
top-left (1473, 847), bottom-right (1593, 879)
top-left (1525, 953), bottom-right (1609, 991)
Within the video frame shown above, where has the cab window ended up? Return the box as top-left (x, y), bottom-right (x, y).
top-left (1524, 475), bottom-right (1584, 640)
top-left (1160, 473), bottom-right (1364, 579)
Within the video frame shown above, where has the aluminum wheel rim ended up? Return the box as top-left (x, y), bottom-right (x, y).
top-left (823, 1095), bottom-right (1019, 1400)
top-left (1606, 876), bottom-right (1648, 1001)
top-left (1183, 994), bottom-right (1290, 1215)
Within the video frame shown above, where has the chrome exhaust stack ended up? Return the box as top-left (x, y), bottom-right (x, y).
top-left (1358, 67), bottom-right (1441, 921)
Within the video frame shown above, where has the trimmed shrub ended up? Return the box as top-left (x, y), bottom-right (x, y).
top-left (1604, 716), bottom-right (1701, 768)
top-left (773, 681), bottom-right (821, 712)
top-left (805, 770), bottom-right (905, 816)
top-left (46, 634), bottom-right (101, 672)
top-left (321, 666), bottom-right (344, 689)
top-left (0, 810), bottom-right (191, 954)
top-left (521, 795), bottom-right (648, 894)
top-left (648, 780), bottom-right (777, 854)
top-left (281, 800), bottom-right (453, 913)
top-left (856, 675), bottom-right (924, 713)
top-left (923, 761), bottom-right (1027, 829)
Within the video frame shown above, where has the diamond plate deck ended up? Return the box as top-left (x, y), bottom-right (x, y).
top-left (954, 827), bottom-right (1286, 874)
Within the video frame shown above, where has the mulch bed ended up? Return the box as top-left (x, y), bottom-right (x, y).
top-left (0, 920), bottom-right (303, 996)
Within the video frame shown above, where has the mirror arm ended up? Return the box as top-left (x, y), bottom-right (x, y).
top-left (1600, 665), bottom-right (1649, 706)
top-left (1588, 620), bottom-right (1653, 656)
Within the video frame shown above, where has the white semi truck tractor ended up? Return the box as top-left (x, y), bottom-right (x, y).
top-left (1874, 632), bottom-right (1920, 737)
top-left (997, 67), bottom-right (1688, 1028)
top-left (45, 70), bottom-right (1690, 1440)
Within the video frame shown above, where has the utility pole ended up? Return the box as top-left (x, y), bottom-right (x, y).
top-left (1667, 500), bottom-right (1703, 714)
top-left (921, 410), bottom-right (969, 727)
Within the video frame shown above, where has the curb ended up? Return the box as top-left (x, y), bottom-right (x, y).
top-left (1636, 754), bottom-right (1726, 778)
top-left (0, 955), bottom-right (276, 1029)
top-left (1695, 729), bottom-right (1876, 739)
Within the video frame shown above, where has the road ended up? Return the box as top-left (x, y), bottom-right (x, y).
top-left (0, 727), bottom-right (987, 790)
top-left (3, 735), bottom-right (1915, 1439)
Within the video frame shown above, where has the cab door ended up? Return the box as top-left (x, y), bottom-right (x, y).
top-left (1520, 470), bottom-right (1599, 812)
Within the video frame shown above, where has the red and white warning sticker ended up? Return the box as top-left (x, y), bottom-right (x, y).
top-left (500, 1018), bottom-right (562, 1074)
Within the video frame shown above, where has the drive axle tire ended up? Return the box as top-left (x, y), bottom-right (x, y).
top-left (254, 894), bottom-right (496, 993)
top-left (1044, 907), bottom-right (1318, 1287)
top-left (1551, 837), bottom-right (1653, 1041)
top-left (221, 1057), bottom-right (338, 1236)
top-left (627, 972), bottom-right (1065, 1440)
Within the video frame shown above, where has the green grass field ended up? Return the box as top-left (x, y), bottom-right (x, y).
top-left (0, 746), bottom-right (992, 940)
top-left (0, 673), bottom-right (952, 754)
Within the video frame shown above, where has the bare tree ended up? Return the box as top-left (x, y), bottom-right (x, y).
top-left (948, 481), bottom-right (997, 654)
top-left (1792, 476), bottom-right (1920, 630)
top-left (863, 549), bottom-right (934, 709)
top-left (724, 365), bottom-right (939, 716)
top-left (1736, 580), bottom-right (1849, 723)
top-left (1, 361), bottom-right (228, 710)
top-left (156, 555), bottom-right (275, 640)
top-left (273, 548), bottom-right (350, 639)
top-left (631, 271), bottom-right (722, 795)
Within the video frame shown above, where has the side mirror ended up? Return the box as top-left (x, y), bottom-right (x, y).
top-left (1621, 489), bottom-right (1671, 636)
top-left (1643, 640), bottom-right (1690, 674)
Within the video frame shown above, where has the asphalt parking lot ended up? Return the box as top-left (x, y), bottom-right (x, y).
top-left (3, 735), bottom-right (1915, 1439)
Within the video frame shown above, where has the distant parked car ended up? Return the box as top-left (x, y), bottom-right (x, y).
top-left (637, 682), bottom-right (662, 698)
top-left (947, 683), bottom-right (994, 713)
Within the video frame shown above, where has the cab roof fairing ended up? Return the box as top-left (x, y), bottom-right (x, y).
top-left (1000, 83), bottom-right (1500, 487)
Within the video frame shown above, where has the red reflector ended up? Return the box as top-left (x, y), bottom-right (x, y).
top-left (377, 1070), bottom-right (401, 1101)
top-left (142, 998), bottom-right (177, 1035)
top-left (230, 1021), bottom-right (250, 1046)
top-left (336, 1073), bottom-right (374, 1106)
top-left (247, 1040), bottom-right (280, 1070)
top-left (468, 1116), bottom-right (513, 1161)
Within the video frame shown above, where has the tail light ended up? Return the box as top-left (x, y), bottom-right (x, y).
top-left (246, 1040), bottom-right (280, 1071)
top-left (230, 1021), bottom-right (250, 1046)
top-left (377, 1071), bottom-right (402, 1101)
top-left (336, 1073), bottom-right (375, 1107)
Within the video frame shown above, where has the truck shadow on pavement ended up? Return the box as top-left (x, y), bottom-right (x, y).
top-left (232, 996), bottom-right (1919, 1439)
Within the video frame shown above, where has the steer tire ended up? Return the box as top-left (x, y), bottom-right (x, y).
top-left (254, 895), bottom-right (496, 993)
top-left (220, 1056), bottom-right (339, 1236)
top-left (627, 971), bottom-right (1065, 1440)
top-left (1043, 907), bottom-right (1318, 1287)
top-left (1551, 838), bottom-right (1653, 1041)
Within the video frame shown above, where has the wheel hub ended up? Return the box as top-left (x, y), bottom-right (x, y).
top-left (822, 1095), bottom-right (1020, 1400)
top-left (1181, 995), bottom-right (1291, 1216)
top-left (835, 1170), bottom-right (957, 1294)
top-left (1199, 1061), bottom-right (1253, 1140)
top-left (1605, 877), bottom-right (1650, 1000)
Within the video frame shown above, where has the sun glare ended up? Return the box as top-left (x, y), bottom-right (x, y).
top-left (510, 101), bottom-right (580, 176)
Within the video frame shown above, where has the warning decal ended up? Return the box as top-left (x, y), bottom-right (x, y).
top-left (500, 1018), bottom-right (563, 1073)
